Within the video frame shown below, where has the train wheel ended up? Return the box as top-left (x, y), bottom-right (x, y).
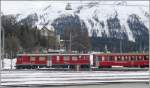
top-left (31, 66), bottom-right (36, 69)
top-left (35, 66), bottom-right (38, 69)
top-left (22, 66), bottom-right (25, 69)
top-left (28, 66), bottom-right (31, 69)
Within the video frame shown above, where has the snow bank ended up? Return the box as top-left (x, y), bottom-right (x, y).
top-left (2, 58), bottom-right (16, 69)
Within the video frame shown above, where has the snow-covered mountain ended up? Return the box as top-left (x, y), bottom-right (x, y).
top-left (16, 1), bottom-right (149, 42)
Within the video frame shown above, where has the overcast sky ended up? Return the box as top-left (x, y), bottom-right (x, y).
top-left (1, 1), bottom-right (149, 15)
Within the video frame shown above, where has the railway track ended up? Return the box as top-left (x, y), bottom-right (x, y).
top-left (1, 70), bottom-right (149, 87)
top-left (2, 67), bottom-right (149, 71)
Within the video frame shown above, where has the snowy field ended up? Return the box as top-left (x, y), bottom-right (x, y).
top-left (1, 70), bottom-right (149, 87)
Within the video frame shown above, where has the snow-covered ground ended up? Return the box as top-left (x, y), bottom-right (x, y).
top-left (1, 70), bottom-right (149, 87)
top-left (1, 58), bottom-right (149, 87)
top-left (2, 58), bottom-right (16, 69)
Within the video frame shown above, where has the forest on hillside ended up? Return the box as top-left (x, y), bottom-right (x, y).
top-left (1, 14), bottom-right (91, 58)
top-left (1, 13), bottom-right (149, 58)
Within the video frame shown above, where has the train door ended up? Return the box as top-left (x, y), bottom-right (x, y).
top-left (95, 55), bottom-right (100, 67)
top-left (47, 56), bottom-right (52, 67)
top-left (90, 54), bottom-right (93, 66)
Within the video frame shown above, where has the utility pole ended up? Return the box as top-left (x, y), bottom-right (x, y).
top-left (69, 32), bottom-right (72, 53)
top-left (1, 27), bottom-right (4, 69)
top-left (2, 27), bottom-right (4, 69)
top-left (0, 20), bottom-right (1, 71)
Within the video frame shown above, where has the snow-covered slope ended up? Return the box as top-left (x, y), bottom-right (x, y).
top-left (16, 1), bottom-right (149, 42)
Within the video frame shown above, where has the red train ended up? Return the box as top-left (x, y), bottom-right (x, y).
top-left (93, 53), bottom-right (149, 68)
top-left (16, 53), bottom-right (149, 70)
top-left (16, 54), bottom-right (90, 69)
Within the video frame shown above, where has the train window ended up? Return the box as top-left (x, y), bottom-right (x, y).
top-left (96, 56), bottom-right (101, 61)
top-left (137, 56), bottom-right (140, 60)
top-left (30, 57), bottom-right (36, 61)
top-left (135, 56), bottom-right (138, 61)
top-left (117, 56), bottom-right (121, 61)
top-left (17, 56), bottom-right (22, 62)
top-left (104, 56), bottom-right (107, 61)
top-left (144, 55), bottom-right (149, 60)
top-left (137, 56), bottom-right (142, 60)
top-left (82, 56), bottom-right (86, 60)
top-left (109, 56), bottom-right (113, 61)
top-left (121, 56), bottom-right (124, 61)
top-left (124, 56), bottom-right (128, 61)
top-left (102, 56), bottom-right (105, 61)
top-left (114, 56), bottom-right (117, 61)
top-left (131, 56), bottom-right (134, 61)
top-left (57, 56), bottom-right (60, 61)
top-left (83, 56), bottom-right (88, 60)
top-left (39, 57), bottom-right (46, 61)
top-left (128, 56), bottom-right (131, 61)
top-left (64, 56), bottom-right (70, 61)
top-left (72, 56), bottom-right (78, 61)
top-left (79, 55), bottom-right (82, 58)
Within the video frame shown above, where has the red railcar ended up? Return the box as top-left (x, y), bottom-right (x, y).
top-left (16, 54), bottom-right (90, 69)
top-left (93, 53), bottom-right (149, 68)
top-left (16, 53), bottom-right (149, 69)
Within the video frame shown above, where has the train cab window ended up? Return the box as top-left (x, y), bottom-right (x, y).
top-left (64, 56), bottom-right (70, 61)
top-left (144, 55), bottom-right (149, 60)
top-left (39, 57), bottom-right (46, 61)
top-left (17, 56), bottom-right (22, 62)
top-left (30, 57), bottom-right (36, 61)
top-left (72, 56), bottom-right (78, 61)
